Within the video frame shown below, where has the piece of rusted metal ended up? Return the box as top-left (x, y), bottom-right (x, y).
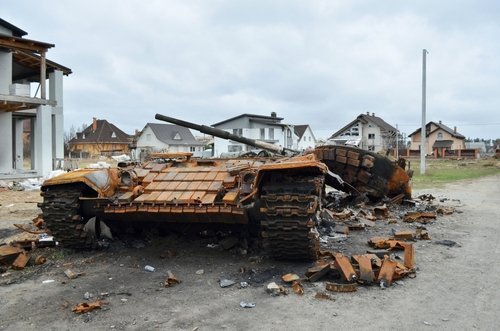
top-left (393, 230), bottom-right (415, 240)
top-left (72, 300), bottom-right (103, 314)
top-left (377, 257), bottom-right (398, 287)
top-left (334, 254), bottom-right (358, 282)
top-left (164, 270), bottom-right (181, 287)
top-left (373, 204), bottom-right (388, 218)
top-left (292, 280), bottom-right (304, 295)
top-left (306, 261), bottom-right (331, 282)
top-left (354, 254), bottom-right (375, 284)
top-left (368, 237), bottom-right (389, 249)
top-left (12, 252), bottom-right (30, 270)
top-left (282, 273), bottom-right (300, 283)
top-left (325, 282), bottom-right (357, 292)
top-left (416, 228), bottom-right (430, 240)
top-left (13, 223), bottom-right (47, 234)
top-left (400, 242), bottom-right (415, 269)
top-left (314, 292), bottom-right (334, 300)
top-left (34, 255), bottom-right (46, 265)
top-left (0, 245), bottom-right (24, 265)
top-left (403, 211), bottom-right (437, 223)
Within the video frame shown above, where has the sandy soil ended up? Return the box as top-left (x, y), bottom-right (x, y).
top-left (0, 175), bottom-right (499, 331)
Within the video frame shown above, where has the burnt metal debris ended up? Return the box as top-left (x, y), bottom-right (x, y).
top-left (35, 113), bottom-right (412, 262)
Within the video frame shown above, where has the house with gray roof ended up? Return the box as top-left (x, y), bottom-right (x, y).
top-left (136, 123), bottom-right (205, 158)
top-left (294, 125), bottom-right (316, 151)
top-left (328, 112), bottom-right (397, 152)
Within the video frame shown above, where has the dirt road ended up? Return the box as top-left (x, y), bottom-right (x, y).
top-left (1, 175), bottom-right (499, 330)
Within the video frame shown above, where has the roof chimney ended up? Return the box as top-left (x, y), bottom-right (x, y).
top-left (454, 126), bottom-right (457, 133)
top-left (271, 112), bottom-right (277, 118)
top-left (439, 120), bottom-right (442, 124)
top-left (366, 111), bottom-right (369, 115)
top-left (371, 112), bottom-right (375, 116)
top-left (92, 117), bottom-right (97, 132)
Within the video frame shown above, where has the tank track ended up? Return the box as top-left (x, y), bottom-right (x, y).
top-left (259, 174), bottom-right (322, 260)
top-left (39, 184), bottom-right (96, 249)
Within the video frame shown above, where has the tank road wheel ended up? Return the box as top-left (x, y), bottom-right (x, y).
top-left (39, 184), bottom-right (97, 249)
top-left (259, 173), bottom-right (323, 260)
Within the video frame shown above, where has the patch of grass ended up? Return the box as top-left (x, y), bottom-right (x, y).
top-left (410, 158), bottom-right (500, 189)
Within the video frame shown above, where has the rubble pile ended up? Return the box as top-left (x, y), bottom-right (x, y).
top-left (0, 216), bottom-right (55, 272)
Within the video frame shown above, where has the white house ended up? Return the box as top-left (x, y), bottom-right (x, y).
top-left (136, 123), bottom-right (205, 159)
top-left (294, 125), bottom-right (316, 151)
top-left (328, 112), bottom-right (397, 152)
top-left (211, 112), bottom-right (298, 156)
top-left (0, 18), bottom-right (71, 177)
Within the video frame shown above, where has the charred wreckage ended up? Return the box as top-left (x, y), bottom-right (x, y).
top-left (37, 113), bottom-right (413, 262)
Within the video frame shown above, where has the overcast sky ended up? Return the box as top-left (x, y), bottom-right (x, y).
top-left (3, 0), bottom-right (500, 140)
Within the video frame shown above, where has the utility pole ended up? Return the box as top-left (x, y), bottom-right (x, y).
top-left (420, 49), bottom-right (428, 175)
top-left (396, 124), bottom-right (399, 159)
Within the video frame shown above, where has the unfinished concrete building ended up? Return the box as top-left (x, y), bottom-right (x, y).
top-left (0, 18), bottom-right (71, 178)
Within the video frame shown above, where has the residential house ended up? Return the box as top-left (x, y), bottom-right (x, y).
top-left (0, 18), bottom-right (72, 177)
top-left (294, 125), bottom-right (316, 151)
top-left (211, 112), bottom-right (297, 156)
top-left (136, 123), bottom-right (205, 158)
top-left (328, 112), bottom-right (397, 152)
top-left (408, 121), bottom-right (465, 156)
top-left (68, 118), bottom-right (131, 157)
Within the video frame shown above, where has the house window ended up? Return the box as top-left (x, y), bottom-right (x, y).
top-left (233, 128), bottom-right (243, 136)
top-left (260, 128), bottom-right (265, 140)
top-left (368, 145), bottom-right (375, 151)
top-left (190, 146), bottom-right (196, 152)
top-left (111, 131), bottom-right (116, 138)
top-left (287, 129), bottom-right (292, 138)
top-left (437, 132), bottom-right (443, 140)
top-left (82, 133), bottom-right (85, 139)
top-left (173, 132), bottom-right (182, 140)
top-left (368, 133), bottom-right (375, 139)
top-left (309, 136), bottom-right (311, 142)
top-left (269, 128), bottom-right (274, 140)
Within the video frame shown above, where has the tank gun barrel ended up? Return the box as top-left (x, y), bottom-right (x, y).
top-left (155, 113), bottom-right (299, 155)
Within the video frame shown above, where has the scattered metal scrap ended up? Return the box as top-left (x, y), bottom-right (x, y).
top-left (164, 271), bottom-right (181, 287)
top-left (72, 300), bottom-right (104, 314)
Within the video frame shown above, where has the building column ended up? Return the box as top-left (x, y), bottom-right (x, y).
top-left (0, 112), bottom-right (13, 173)
top-left (34, 105), bottom-right (53, 177)
top-left (49, 70), bottom-right (64, 159)
top-left (0, 50), bottom-right (12, 94)
top-left (14, 119), bottom-right (24, 169)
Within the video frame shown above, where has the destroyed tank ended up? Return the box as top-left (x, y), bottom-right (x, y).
top-left (39, 114), bottom-right (411, 260)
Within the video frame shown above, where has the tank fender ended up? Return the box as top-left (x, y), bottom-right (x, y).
top-left (41, 168), bottom-right (121, 198)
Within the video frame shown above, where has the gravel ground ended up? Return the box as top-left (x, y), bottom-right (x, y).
top-left (0, 175), bottom-right (499, 330)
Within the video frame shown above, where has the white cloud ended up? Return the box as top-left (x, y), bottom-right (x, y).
top-left (3, 0), bottom-right (499, 139)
